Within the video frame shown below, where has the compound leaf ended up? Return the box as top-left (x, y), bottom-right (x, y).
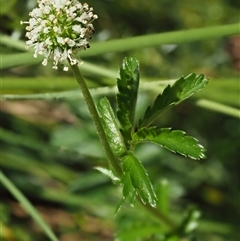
top-left (139, 73), bottom-right (208, 127)
top-left (116, 57), bottom-right (140, 143)
top-left (97, 97), bottom-right (126, 157)
top-left (132, 127), bottom-right (206, 160)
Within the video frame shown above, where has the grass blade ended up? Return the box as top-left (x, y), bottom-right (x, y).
top-left (0, 171), bottom-right (59, 241)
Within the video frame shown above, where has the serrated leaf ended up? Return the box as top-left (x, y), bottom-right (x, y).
top-left (97, 97), bottom-right (126, 157)
top-left (116, 57), bottom-right (140, 143)
top-left (119, 152), bottom-right (157, 210)
top-left (132, 127), bottom-right (206, 160)
top-left (139, 73), bottom-right (208, 127)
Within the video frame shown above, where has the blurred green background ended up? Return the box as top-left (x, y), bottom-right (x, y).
top-left (1, 0), bottom-right (239, 240)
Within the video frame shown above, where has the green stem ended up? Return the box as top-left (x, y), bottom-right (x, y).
top-left (69, 61), bottom-right (122, 176)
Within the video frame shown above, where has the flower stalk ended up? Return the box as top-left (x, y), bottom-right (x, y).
top-left (69, 61), bottom-right (122, 176)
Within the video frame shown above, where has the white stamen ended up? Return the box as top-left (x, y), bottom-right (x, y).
top-left (21, 0), bottom-right (97, 70)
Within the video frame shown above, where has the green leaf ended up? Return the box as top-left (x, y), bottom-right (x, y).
top-left (132, 127), bottom-right (206, 160)
top-left (97, 97), bottom-right (127, 157)
top-left (117, 152), bottom-right (157, 212)
top-left (94, 166), bottom-right (120, 184)
top-left (139, 73), bottom-right (208, 127)
top-left (116, 57), bottom-right (140, 143)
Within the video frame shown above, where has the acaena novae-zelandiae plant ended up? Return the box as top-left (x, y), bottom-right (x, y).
top-left (21, 0), bottom-right (208, 235)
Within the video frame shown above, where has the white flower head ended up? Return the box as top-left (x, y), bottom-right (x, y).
top-left (21, 0), bottom-right (98, 70)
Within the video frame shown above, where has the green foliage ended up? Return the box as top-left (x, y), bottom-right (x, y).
top-left (2, 1), bottom-right (239, 239)
top-left (97, 97), bottom-right (127, 157)
top-left (116, 56), bottom-right (139, 144)
top-left (94, 167), bottom-right (120, 184)
top-left (132, 127), bottom-right (206, 160)
top-left (97, 57), bottom-right (207, 216)
top-left (139, 73), bottom-right (209, 127)
top-left (116, 152), bottom-right (157, 214)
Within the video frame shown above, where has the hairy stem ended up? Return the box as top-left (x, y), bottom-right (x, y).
top-left (69, 61), bottom-right (122, 176)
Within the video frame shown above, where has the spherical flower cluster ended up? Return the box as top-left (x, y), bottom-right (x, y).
top-left (21, 0), bottom-right (98, 71)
